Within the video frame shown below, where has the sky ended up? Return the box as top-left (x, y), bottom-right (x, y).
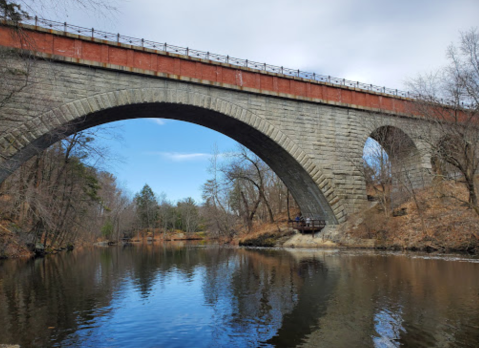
top-left (21, 0), bottom-right (479, 202)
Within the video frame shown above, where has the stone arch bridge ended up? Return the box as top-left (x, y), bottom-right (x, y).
top-left (0, 20), bottom-right (433, 224)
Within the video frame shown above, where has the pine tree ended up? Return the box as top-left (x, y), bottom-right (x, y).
top-left (134, 184), bottom-right (158, 229)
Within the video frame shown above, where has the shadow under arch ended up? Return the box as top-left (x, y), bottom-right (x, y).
top-left (366, 125), bottom-right (426, 205)
top-left (369, 126), bottom-right (419, 159)
top-left (0, 88), bottom-right (345, 224)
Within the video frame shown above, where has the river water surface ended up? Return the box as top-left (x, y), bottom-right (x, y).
top-left (0, 243), bottom-right (478, 347)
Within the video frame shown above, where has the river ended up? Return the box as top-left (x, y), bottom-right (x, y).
top-left (0, 243), bottom-right (478, 347)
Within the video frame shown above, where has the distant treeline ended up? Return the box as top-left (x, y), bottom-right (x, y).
top-left (0, 124), bottom-right (299, 253)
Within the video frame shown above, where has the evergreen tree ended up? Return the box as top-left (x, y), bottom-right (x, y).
top-left (134, 184), bottom-right (158, 229)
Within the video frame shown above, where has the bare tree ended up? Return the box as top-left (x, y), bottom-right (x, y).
top-left (361, 135), bottom-right (392, 215)
top-left (177, 197), bottom-right (199, 233)
top-left (201, 146), bottom-right (237, 237)
top-left (3, 0), bottom-right (117, 19)
top-left (223, 145), bottom-right (275, 224)
top-left (200, 144), bottom-right (297, 237)
top-left (407, 28), bottom-right (479, 216)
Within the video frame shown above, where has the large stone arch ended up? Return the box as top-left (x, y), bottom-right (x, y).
top-left (0, 87), bottom-right (347, 224)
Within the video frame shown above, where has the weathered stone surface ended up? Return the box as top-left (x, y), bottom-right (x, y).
top-left (0, 57), bottom-right (432, 224)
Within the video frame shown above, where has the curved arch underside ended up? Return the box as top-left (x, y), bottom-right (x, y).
top-left (370, 126), bottom-right (418, 157)
top-left (1, 92), bottom-right (345, 224)
top-left (369, 125), bottom-right (429, 194)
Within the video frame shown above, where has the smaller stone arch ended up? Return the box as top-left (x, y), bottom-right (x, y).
top-left (364, 125), bottom-right (430, 207)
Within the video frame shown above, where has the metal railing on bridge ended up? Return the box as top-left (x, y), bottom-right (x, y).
top-left (9, 16), bottom-right (474, 109)
top-left (16, 16), bottom-right (416, 99)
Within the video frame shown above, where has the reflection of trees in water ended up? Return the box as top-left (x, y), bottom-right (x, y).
top-left (202, 248), bottom-right (300, 345)
top-left (201, 248), bottom-right (338, 347)
top-left (265, 256), bottom-right (338, 347)
top-left (0, 250), bottom-right (120, 347)
top-left (1, 246), bottom-right (478, 347)
top-left (126, 243), bottom-right (227, 297)
top-left (0, 242), bottom-right (220, 347)
top-left (0, 245), bottom-right (338, 348)
top-left (300, 253), bottom-right (479, 348)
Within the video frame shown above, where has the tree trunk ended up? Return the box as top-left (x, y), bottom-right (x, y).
top-left (286, 190), bottom-right (291, 221)
top-left (259, 187), bottom-right (275, 223)
top-left (465, 175), bottom-right (479, 216)
top-left (240, 190), bottom-right (252, 231)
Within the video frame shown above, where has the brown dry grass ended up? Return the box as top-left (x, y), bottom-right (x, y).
top-left (0, 221), bottom-right (33, 258)
top-left (236, 213), bottom-right (293, 246)
top-left (347, 180), bottom-right (479, 252)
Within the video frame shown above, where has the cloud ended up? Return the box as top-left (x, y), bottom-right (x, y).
top-left (59, 0), bottom-right (479, 94)
top-left (151, 152), bottom-right (212, 162)
top-left (147, 151), bottom-right (236, 162)
top-left (149, 118), bottom-right (167, 126)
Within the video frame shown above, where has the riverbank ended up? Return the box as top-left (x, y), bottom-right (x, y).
top-left (237, 219), bottom-right (478, 253)
top-left (122, 230), bottom-right (206, 243)
top-left (0, 221), bottom-right (34, 258)
top-left (337, 182), bottom-right (479, 253)
top-left (237, 182), bottom-right (479, 253)
top-left (2, 181), bottom-right (478, 258)
top-left (0, 222), bottom-right (208, 259)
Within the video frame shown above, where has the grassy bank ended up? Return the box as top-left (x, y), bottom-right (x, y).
top-left (338, 181), bottom-right (479, 253)
top-left (0, 222), bottom-right (34, 258)
top-left (238, 223), bottom-right (295, 247)
top-left (233, 182), bottom-right (479, 253)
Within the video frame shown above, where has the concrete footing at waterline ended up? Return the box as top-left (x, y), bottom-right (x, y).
top-left (283, 226), bottom-right (342, 248)
top-left (281, 225), bottom-right (381, 250)
top-left (239, 224), bottom-right (375, 249)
